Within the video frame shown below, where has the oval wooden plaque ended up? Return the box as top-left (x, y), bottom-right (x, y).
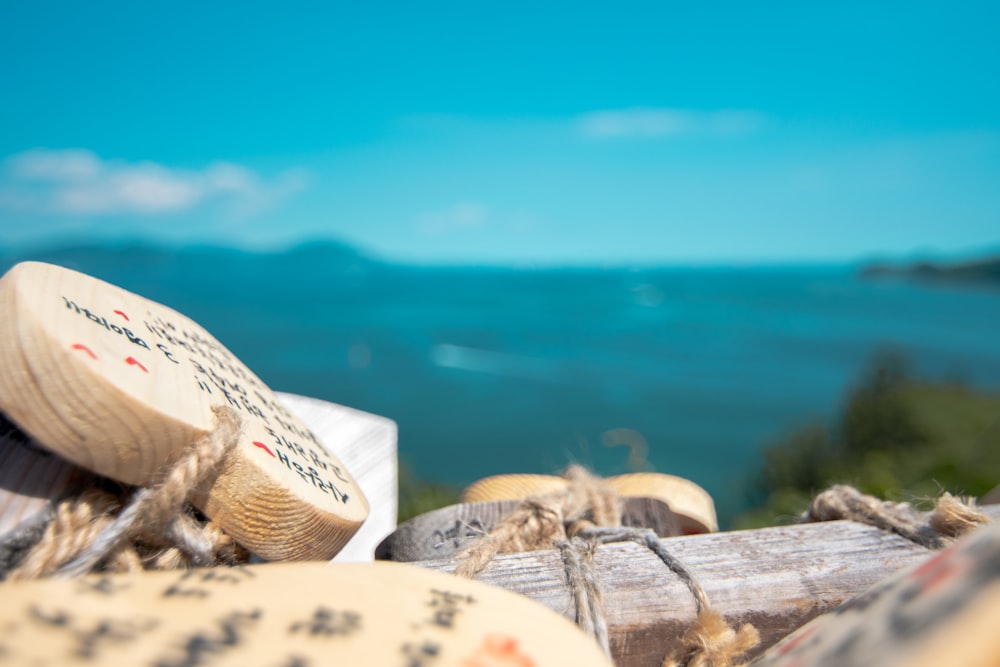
top-left (0, 561), bottom-right (612, 666)
top-left (462, 472), bottom-right (718, 534)
top-left (0, 262), bottom-right (368, 561)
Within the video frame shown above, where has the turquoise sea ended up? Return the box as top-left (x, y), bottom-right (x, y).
top-left (4, 243), bottom-right (1000, 524)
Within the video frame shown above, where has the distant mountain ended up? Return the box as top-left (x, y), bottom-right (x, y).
top-left (0, 239), bottom-right (387, 319)
top-left (0, 239), bottom-right (379, 280)
top-left (861, 254), bottom-right (1000, 288)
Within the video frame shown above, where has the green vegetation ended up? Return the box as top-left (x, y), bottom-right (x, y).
top-left (397, 463), bottom-right (462, 523)
top-left (861, 254), bottom-right (1000, 287)
top-left (735, 353), bottom-right (1000, 528)
top-left (394, 353), bottom-right (1000, 529)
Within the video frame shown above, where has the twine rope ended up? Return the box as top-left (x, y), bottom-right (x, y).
top-left (803, 484), bottom-right (990, 549)
top-left (2, 406), bottom-right (248, 580)
top-left (455, 465), bottom-right (758, 667)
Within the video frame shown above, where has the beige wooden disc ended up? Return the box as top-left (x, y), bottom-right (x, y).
top-left (0, 262), bottom-right (368, 561)
top-left (0, 561), bottom-right (612, 666)
top-left (461, 471), bottom-right (717, 533)
top-left (461, 474), bottom-right (570, 502)
top-left (606, 473), bottom-right (717, 533)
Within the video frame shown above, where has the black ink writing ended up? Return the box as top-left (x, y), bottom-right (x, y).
top-left (288, 607), bottom-right (362, 637)
top-left (432, 519), bottom-right (487, 550)
top-left (62, 296), bottom-right (149, 349)
top-left (30, 606), bottom-right (158, 659)
top-left (76, 576), bottom-right (130, 597)
top-left (155, 609), bottom-right (261, 667)
top-left (275, 448), bottom-right (349, 503)
top-left (158, 343), bottom-right (180, 364)
top-left (425, 589), bottom-right (476, 630)
top-left (162, 567), bottom-right (255, 598)
top-left (401, 640), bottom-right (441, 667)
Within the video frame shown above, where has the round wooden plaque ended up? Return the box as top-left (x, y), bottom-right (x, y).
top-left (0, 262), bottom-right (368, 561)
top-left (0, 561), bottom-right (613, 666)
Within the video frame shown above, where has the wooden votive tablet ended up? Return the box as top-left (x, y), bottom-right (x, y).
top-left (0, 262), bottom-right (368, 561)
top-left (0, 560), bottom-right (613, 666)
top-left (461, 471), bottom-right (718, 534)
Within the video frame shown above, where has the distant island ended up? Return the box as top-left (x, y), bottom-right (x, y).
top-left (861, 253), bottom-right (1000, 288)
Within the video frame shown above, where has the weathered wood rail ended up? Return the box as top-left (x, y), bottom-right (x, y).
top-left (414, 505), bottom-right (1000, 667)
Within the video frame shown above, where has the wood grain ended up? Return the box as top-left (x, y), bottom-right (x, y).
top-left (0, 561), bottom-right (612, 667)
top-left (414, 505), bottom-right (1000, 667)
top-left (0, 262), bottom-right (369, 561)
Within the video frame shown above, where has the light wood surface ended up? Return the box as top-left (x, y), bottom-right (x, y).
top-left (414, 505), bottom-right (1000, 667)
top-left (606, 473), bottom-right (717, 533)
top-left (461, 471), bottom-right (718, 534)
top-left (461, 474), bottom-right (573, 503)
top-left (0, 262), bottom-right (368, 561)
top-left (0, 561), bottom-right (612, 666)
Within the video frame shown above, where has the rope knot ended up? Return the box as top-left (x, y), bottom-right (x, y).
top-left (4, 406), bottom-right (246, 580)
top-left (455, 466), bottom-right (759, 665)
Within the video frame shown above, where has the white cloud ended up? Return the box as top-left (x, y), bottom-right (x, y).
top-left (417, 201), bottom-right (489, 234)
top-left (0, 148), bottom-right (307, 216)
top-left (578, 108), bottom-right (765, 139)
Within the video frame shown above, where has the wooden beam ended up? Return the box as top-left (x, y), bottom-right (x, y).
top-left (412, 506), bottom-right (1000, 667)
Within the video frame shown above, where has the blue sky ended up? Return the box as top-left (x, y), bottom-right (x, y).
top-left (1, 1), bottom-right (998, 264)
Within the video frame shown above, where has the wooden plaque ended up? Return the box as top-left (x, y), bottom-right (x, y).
top-left (461, 472), bottom-right (718, 534)
top-left (376, 497), bottom-right (683, 562)
top-left (0, 561), bottom-right (612, 666)
top-left (751, 519), bottom-right (1000, 667)
top-left (0, 262), bottom-right (368, 561)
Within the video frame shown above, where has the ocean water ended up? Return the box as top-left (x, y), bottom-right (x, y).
top-left (4, 243), bottom-right (1000, 524)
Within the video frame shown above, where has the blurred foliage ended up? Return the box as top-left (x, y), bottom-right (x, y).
top-left (734, 352), bottom-right (1000, 529)
top-left (397, 462), bottom-right (462, 523)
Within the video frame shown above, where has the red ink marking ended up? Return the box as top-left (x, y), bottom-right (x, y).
top-left (774, 624), bottom-right (818, 656)
top-left (125, 357), bottom-right (148, 373)
top-left (71, 343), bottom-right (98, 360)
top-left (113, 309), bottom-right (130, 321)
top-left (252, 441), bottom-right (276, 458)
top-left (462, 635), bottom-right (535, 667)
top-left (911, 547), bottom-right (966, 594)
